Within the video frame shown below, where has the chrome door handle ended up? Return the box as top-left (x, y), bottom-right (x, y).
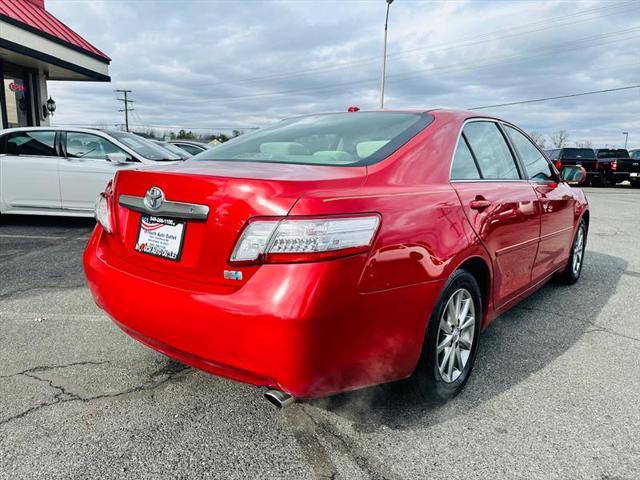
top-left (470, 199), bottom-right (491, 210)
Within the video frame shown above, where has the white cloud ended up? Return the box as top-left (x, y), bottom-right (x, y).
top-left (47, 0), bottom-right (640, 147)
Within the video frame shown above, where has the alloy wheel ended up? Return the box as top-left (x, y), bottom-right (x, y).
top-left (572, 225), bottom-right (585, 276)
top-left (436, 288), bottom-right (476, 383)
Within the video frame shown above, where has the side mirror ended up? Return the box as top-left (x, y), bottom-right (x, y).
top-left (561, 165), bottom-right (586, 186)
top-left (106, 153), bottom-right (128, 165)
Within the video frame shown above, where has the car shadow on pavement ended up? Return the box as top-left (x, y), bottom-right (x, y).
top-left (309, 251), bottom-right (627, 432)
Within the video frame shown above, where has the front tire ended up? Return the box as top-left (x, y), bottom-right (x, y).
top-left (414, 269), bottom-right (482, 402)
top-left (556, 218), bottom-right (587, 284)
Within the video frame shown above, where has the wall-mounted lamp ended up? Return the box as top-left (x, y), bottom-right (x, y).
top-left (42, 97), bottom-right (56, 118)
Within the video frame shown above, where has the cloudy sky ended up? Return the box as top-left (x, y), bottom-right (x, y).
top-left (47, 0), bottom-right (639, 148)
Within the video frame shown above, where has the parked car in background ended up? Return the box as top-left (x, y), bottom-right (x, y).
top-left (545, 148), bottom-right (600, 185)
top-left (594, 148), bottom-right (640, 187)
top-left (168, 140), bottom-right (210, 155)
top-left (0, 127), bottom-right (181, 217)
top-left (85, 109), bottom-right (589, 406)
top-left (151, 139), bottom-right (192, 160)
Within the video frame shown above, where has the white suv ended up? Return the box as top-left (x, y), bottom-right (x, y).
top-left (0, 127), bottom-right (181, 218)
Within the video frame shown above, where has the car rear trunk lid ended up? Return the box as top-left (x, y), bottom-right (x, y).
top-left (103, 161), bottom-right (366, 288)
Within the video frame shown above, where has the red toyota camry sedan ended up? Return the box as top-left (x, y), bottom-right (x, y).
top-left (84, 109), bottom-right (589, 406)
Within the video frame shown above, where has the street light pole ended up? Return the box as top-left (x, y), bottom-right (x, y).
top-left (623, 131), bottom-right (629, 149)
top-left (379, 0), bottom-right (394, 109)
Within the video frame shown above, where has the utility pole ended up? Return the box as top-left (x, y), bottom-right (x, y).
top-left (379, 0), bottom-right (394, 109)
top-left (115, 89), bottom-right (134, 132)
top-left (623, 131), bottom-right (629, 149)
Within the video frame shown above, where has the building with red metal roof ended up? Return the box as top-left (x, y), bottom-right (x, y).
top-left (0, 0), bottom-right (110, 128)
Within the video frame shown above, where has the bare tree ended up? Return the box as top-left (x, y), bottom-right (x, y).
top-left (574, 140), bottom-right (593, 148)
top-left (550, 129), bottom-right (570, 148)
top-left (528, 131), bottom-right (547, 149)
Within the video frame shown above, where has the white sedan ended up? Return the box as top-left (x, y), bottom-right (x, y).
top-left (0, 127), bottom-right (181, 218)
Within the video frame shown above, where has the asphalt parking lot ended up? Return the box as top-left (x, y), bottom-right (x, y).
top-left (1, 187), bottom-right (639, 480)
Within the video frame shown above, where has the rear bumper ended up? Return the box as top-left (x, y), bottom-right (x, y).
top-left (84, 227), bottom-right (441, 398)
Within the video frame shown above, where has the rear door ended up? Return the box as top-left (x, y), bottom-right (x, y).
top-left (59, 131), bottom-right (138, 212)
top-left (451, 120), bottom-right (541, 308)
top-left (503, 125), bottom-right (574, 281)
top-left (0, 130), bottom-right (61, 211)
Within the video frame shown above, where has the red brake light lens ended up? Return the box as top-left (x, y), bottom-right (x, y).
top-left (230, 215), bottom-right (381, 265)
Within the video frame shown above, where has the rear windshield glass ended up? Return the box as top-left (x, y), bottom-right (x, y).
top-left (193, 112), bottom-right (433, 166)
top-left (560, 148), bottom-right (595, 159)
top-left (596, 149), bottom-right (630, 159)
top-left (108, 131), bottom-right (181, 161)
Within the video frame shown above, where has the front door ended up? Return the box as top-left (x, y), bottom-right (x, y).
top-left (450, 121), bottom-right (541, 308)
top-left (0, 130), bottom-right (61, 211)
top-left (59, 131), bottom-right (134, 211)
top-left (502, 125), bottom-right (575, 282)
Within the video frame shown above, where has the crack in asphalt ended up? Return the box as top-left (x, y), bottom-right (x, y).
top-left (513, 305), bottom-right (640, 343)
top-left (0, 360), bottom-right (191, 427)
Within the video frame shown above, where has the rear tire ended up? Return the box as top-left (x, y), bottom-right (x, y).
top-left (556, 218), bottom-right (587, 285)
top-left (413, 269), bottom-right (482, 402)
top-left (630, 180), bottom-right (640, 189)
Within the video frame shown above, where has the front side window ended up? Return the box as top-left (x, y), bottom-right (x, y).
top-left (451, 135), bottom-right (481, 180)
top-left (193, 112), bottom-right (434, 166)
top-left (462, 122), bottom-right (520, 179)
top-left (546, 149), bottom-right (559, 160)
top-left (504, 126), bottom-right (555, 182)
top-left (66, 132), bottom-right (129, 161)
top-left (2, 131), bottom-right (57, 156)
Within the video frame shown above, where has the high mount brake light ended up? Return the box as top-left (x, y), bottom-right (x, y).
top-left (230, 215), bottom-right (380, 264)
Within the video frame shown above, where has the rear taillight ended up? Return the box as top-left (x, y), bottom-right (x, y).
top-left (230, 215), bottom-right (380, 264)
top-left (595, 161), bottom-right (599, 170)
top-left (95, 192), bottom-right (113, 233)
top-left (555, 160), bottom-right (562, 170)
top-left (611, 160), bottom-right (617, 171)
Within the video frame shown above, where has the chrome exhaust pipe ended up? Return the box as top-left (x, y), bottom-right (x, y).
top-left (264, 389), bottom-right (295, 408)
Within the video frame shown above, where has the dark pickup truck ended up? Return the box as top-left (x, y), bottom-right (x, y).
top-left (594, 149), bottom-right (640, 187)
top-left (545, 148), bottom-right (601, 185)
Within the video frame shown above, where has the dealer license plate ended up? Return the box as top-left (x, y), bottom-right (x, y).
top-left (135, 215), bottom-right (186, 261)
top-left (631, 172), bottom-right (638, 177)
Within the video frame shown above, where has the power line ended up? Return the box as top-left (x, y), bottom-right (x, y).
top-left (115, 89), bottom-right (134, 132)
top-left (469, 85), bottom-right (640, 110)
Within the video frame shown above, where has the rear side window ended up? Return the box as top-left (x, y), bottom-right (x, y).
top-left (504, 126), bottom-right (555, 182)
top-left (463, 122), bottom-right (520, 179)
top-left (596, 149), bottom-right (629, 159)
top-left (451, 135), bottom-right (481, 180)
top-left (561, 148), bottom-right (595, 159)
top-left (2, 131), bottom-right (57, 156)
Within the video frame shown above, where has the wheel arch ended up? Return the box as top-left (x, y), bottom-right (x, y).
top-left (453, 256), bottom-right (492, 326)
